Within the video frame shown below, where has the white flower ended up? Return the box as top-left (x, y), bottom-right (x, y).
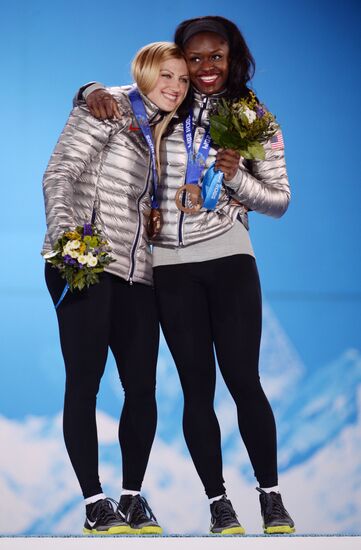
top-left (63, 240), bottom-right (81, 256)
top-left (68, 239), bottom-right (81, 250)
top-left (43, 250), bottom-right (58, 259)
top-left (63, 241), bottom-right (80, 258)
top-left (63, 242), bottom-right (73, 255)
top-left (86, 254), bottom-right (98, 267)
top-left (77, 255), bottom-right (87, 265)
top-left (243, 107), bottom-right (257, 123)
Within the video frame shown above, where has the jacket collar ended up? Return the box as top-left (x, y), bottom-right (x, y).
top-left (193, 88), bottom-right (228, 103)
top-left (192, 88), bottom-right (228, 127)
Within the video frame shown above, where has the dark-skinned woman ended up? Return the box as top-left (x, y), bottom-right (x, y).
top-left (75, 16), bottom-right (295, 535)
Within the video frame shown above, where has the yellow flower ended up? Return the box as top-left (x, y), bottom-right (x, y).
top-left (65, 231), bottom-right (81, 240)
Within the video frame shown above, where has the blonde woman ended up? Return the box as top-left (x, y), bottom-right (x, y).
top-left (42, 42), bottom-right (189, 535)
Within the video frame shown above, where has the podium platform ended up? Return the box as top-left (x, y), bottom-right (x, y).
top-left (1, 535), bottom-right (360, 549)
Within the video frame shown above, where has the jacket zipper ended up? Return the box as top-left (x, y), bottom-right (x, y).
top-left (196, 95), bottom-right (208, 127)
top-left (178, 95), bottom-right (208, 246)
top-left (128, 162), bottom-right (152, 284)
top-left (178, 201), bottom-right (185, 245)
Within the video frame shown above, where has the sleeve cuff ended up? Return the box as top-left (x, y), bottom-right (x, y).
top-left (82, 82), bottom-right (105, 100)
top-left (224, 168), bottom-right (244, 192)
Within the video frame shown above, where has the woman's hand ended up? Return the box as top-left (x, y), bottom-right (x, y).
top-left (86, 90), bottom-right (121, 120)
top-left (214, 149), bottom-right (241, 181)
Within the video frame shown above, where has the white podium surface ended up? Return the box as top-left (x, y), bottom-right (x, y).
top-left (0, 535), bottom-right (360, 550)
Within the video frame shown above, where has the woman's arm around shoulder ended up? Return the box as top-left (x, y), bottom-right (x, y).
top-left (73, 83), bottom-right (130, 119)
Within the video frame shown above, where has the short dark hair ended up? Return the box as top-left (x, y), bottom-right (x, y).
top-left (174, 15), bottom-right (255, 99)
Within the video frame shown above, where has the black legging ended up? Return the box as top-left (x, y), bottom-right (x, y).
top-left (45, 264), bottom-right (159, 498)
top-left (154, 254), bottom-right (277, 498)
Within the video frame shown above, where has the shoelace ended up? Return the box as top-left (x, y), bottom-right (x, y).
top-left (90, 497), bottom-right (120, 523)
top-left (126, 495), bottom-right (157, 524)
top-left (263, 493), bottom-right (287, 518)
top-left (212, 498), bottom-right (237, 524)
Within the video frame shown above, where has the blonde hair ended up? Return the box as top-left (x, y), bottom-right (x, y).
top-left (131, 42), bottom-right (188, 173)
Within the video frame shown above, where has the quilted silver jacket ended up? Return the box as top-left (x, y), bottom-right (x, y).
top-left (42, 86), bottom-right (160, 285)
top-left (73, 84), bottom-right (291, 251)
top-left (154, 90), bottom-right (291, 248)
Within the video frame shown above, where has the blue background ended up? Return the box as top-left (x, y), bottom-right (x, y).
top-left (0, 0), bottom-right (360, 535)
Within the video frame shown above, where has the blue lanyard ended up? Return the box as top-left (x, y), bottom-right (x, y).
top-left (55, 283), bottom-right (69, 310)
top-left (128, 87), bottom-right (159, 209)
top-left (183, 112), bottom-right (212, 184)
top-left (183, 112), bottom-right (223, 210)
top-left (201, 162), bottom-right (224, 210)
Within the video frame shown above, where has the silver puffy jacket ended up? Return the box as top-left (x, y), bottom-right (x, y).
top-left (154, 90), bottom-right (290, 248)
top-left (42, 86), bottom-right (161, 286)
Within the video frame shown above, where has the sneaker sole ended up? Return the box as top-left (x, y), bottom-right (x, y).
top-left (83, 526), bottom-right (137, 535)
top-left (264, 525), bottom-right (295, 534)
top-left (138, 526), bottom-right (163, 535)
top-left (211, 527), bottom-right (246, 535)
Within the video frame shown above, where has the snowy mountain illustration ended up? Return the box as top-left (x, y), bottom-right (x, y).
top-left (0, 303), bottom-right (360, 535)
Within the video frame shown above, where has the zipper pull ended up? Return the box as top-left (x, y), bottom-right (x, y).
top-left (129, 277), bottom-right (133, 286)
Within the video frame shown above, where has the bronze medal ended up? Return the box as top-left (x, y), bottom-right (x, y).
top-left (147, 208), bottom-right (162, 240)
top-left (175, 184), bottom-right (203, 215)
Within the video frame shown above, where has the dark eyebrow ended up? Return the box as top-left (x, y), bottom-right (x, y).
top-left (186, 49), bottom-right (225, 55)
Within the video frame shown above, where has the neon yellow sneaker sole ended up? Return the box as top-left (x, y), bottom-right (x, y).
top-left (83, 525), bottom-right (138, 535)
top-left (138, 525), bottom-right (163, 534)
top-left (211, 526), bottom-right (246, 535)
top-left (264, 525), bottom-right (295, 534)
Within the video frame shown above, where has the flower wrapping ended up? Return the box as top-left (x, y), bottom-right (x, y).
top-left (209, 91), bottom-right (280, 160)
top-left (43, 223), bottom-right (115, 291)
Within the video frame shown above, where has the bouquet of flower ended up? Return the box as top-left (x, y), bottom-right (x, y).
top-left (209, 91), bottom-right (280, 160)
top-left (43, 223), bottom-right (115, 291)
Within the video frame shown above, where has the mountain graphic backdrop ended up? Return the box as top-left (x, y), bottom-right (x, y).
top-left (1, 303), bottom-right (360, 535)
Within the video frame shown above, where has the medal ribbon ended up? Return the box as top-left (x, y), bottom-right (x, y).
top-left (183, 112), bottom-right (212, 184)
top-left (201, 162), bottom-right (224, 210)
top-left (183, 113), bottom-right (223, 210)
top-left (128, 87), bottom-right (159, 209)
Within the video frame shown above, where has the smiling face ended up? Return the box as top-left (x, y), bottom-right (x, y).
top-left (147, 57), bottom-right (189, 112)
top-left (183, 31), bottom-right (230, 95)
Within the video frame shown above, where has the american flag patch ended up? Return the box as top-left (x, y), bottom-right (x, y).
top-left (270, 131), bottom-right (284, 150)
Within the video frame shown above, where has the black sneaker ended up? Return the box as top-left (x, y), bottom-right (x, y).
top-left (257, 488), bottom-right (295, 534)
top-left (83, 497), bottom-right (134, 535)
top-left (118, 494), bottom-right (162, 534)
top-left (210, 495), bottom-right (245, 535)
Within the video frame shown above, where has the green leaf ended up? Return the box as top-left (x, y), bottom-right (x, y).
top-left (248, 142), bottom-right (266, 160)
top-left (76, 279), bottom-right (85, 291)
top-left (210, 127), bottom-right (227, 148)
top-left (231, 114), bottom-right (242, 133)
